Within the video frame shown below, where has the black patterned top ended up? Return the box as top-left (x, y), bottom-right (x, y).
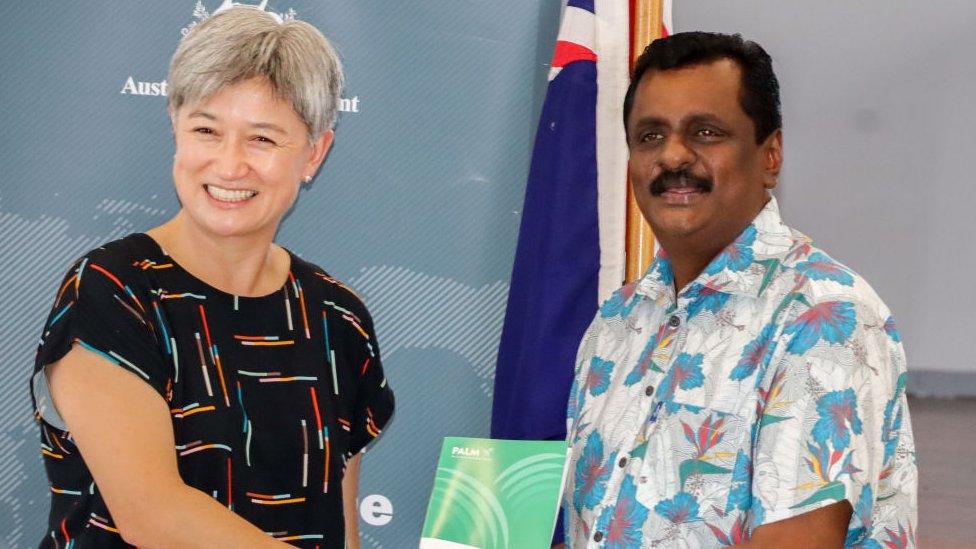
top-left (30, 233), bottom-right (394, 548)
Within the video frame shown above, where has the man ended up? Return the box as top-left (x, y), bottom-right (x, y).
top-left (563, 32), bottom-right (917, 548)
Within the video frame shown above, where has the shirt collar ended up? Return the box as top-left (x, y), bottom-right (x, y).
top-left (636, 196), bottom-right (794, 302)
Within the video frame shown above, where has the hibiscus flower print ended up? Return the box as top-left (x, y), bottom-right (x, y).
top-left (725, 450), bottom-right (752, 513)
top-left (685, 282), bottom-right (732, 320)
top-left (654, 491), bottom-right (701, 524)
top-left (731, 323), bottom-right (778, 381)
top-left (795, 252), bottom-right (855, 286)
top-left (574, 432), bottom-right (617, 512)
top-left (705, 225), bottom-right (757, 275)
top-left (883, 315), bottom-right (902, 343)
top-left (594, 475), bottom-right (649, 548)
top-left (784, 301), bottom-right (857, 355)
top-left (585, 356), bottom-right (615, 397)
top-left (812, 388), bottom-right (863, 451)
top-left (600, 283), bottom-right (640, 319)
top-left (650, 251), bottom-right (675, 286)
top-left (624, 324), bottom-right (667, 386)
top-left (658, 353), bottom-right (705, 402)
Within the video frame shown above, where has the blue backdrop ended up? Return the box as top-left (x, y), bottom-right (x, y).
top-left (0, 1), bottom-right (560, 546)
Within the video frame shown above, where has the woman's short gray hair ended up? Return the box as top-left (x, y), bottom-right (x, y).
top-left (168, 6), bottom-right (344, 140)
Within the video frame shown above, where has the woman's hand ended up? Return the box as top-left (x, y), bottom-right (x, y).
top-left (47, 344), bottom-right (290, 548)
top-left (343, 453), bottom-right (363, 549)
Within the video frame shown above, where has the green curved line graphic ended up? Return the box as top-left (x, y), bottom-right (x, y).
top-left (427, 484), bottom-right (483, 544)
top-left (501, 470), bottom-right (563, 500)
top-left (443, 468), bottom-right (510, 548)
top-left (497, 459), bottom-right (565, 495)
top-left (431, 467), bottom-right (510, 548)
top-left (507, 480), bottom-right (564, 510)
top-left (496, 453), bottom-right (565, 489)
top-left (430, 470), bottom-right (500, 548)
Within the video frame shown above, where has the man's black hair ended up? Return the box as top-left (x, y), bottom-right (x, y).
top-left (623, 31), bottom-right (781, 144)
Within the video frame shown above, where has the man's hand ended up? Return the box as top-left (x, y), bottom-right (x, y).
top-left (736, 500), bottom-right (852, 548)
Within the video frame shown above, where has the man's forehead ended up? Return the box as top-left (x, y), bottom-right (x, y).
top-left (631, 58), bottom-right (744, 120)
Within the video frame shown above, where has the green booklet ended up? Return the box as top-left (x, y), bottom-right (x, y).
top-left (420, 437), bottom-right (569, 549)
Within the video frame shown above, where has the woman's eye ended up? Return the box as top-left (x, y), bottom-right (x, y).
top-left (253, 136), bottom-right (277, 145)
top-left (193, 127), bottom-right (215, 135)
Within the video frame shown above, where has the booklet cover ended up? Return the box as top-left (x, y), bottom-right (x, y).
top-left (420, 437), bottom-right (569, 549)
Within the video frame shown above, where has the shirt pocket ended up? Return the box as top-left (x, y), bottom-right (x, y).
top-left (638, 400), bottom-right (750, 520)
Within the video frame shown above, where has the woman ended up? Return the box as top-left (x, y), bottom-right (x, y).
top-left (29, 7), bottom-right (393, 548)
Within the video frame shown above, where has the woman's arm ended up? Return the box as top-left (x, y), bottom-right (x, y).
top-left (342, 453), bottom-right (362, 549)
top-left (47, 344), bottom-right (290, 548)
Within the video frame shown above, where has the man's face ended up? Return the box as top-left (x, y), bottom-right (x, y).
top-left (626, 59), bottom-right (781, 250)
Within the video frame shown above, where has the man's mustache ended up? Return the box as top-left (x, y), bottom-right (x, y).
top-left (649, 169), bottom-right (713, 196)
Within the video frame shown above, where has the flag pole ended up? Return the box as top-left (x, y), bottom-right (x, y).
top-left (624, 0), bottom-right (665, 282)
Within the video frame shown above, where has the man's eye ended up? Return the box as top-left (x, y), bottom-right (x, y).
top-left (695, 128), bottom-right (724, 138)
top-left (640, 132), bottom-right (663, 143)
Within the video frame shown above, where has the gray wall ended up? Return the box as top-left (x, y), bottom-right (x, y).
top-left (675, 1), bottom-right (976, 395)
top-left (0, 1), bottom-right (560, 546)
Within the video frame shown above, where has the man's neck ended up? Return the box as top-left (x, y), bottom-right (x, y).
top-left (658, 220), bottom-right (751, 293)
top-left (655, 197), bottom-right (771, 292)
top-left (661, 239), bottom-right (723, 294)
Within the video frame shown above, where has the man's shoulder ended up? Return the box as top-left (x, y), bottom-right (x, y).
top-left (771, 234), bottom-right (893, 324)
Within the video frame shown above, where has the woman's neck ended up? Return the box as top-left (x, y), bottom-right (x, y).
top-left (146, 211), bottom-right (290, 297)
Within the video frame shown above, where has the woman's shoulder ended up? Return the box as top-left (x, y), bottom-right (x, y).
top-left (74, 233), bottom-right (164, 270)
top-left (67, 233), bottom-right (166, 290)
top-left (288, 253), bottom-right (372, 320)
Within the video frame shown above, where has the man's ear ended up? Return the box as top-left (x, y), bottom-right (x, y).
top-left (762, 129), bottom-right (783, 190)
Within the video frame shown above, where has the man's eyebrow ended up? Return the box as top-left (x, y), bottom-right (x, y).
top-left (681, 112), bottom-right (726, 127)
top-left (630, 115), bottom-right (669, 129)
top-left (630, 113), bottom-right (728, 130)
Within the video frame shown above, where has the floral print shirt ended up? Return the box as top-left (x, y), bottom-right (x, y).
top-left (565, 198), bottom-right (917, 548)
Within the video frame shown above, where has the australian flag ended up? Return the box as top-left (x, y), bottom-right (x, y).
top-left (491, 1), bottom-right (615, 542)
top-left (491, 0), bottom-right (601, 443)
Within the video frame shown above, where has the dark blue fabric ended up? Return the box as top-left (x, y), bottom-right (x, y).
top-left (567, 0), bottom-right (595, 13)
top-left (490, 59), bottom-right (599, 549)
top-left (492, 59), bottom-right (598, 442)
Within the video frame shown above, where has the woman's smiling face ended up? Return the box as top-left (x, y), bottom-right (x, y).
top-left (171, 76), bottom-right (332, 241)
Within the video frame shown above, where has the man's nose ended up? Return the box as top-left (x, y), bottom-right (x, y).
top-left (658, 135), bottom-right (695, 171)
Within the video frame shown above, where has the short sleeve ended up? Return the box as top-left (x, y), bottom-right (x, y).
top-left (31, 254), bottom-right (172, 429)
top-left (750, 299), bottom-right (915, 540)
top-left (347, 307), bottom-right (394, 455)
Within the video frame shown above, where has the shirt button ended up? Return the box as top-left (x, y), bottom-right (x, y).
top-left (645, 385), bottom-right (654, 397)
top-left (668, 315), bottom-right (681, 327)
top-left (618, 456), bottom-right (628, 468)
top-left (593, 531), bottom-right (604, 542)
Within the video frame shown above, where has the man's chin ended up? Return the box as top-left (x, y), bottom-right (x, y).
top-left (647, 210), bottom-right (708, 241)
